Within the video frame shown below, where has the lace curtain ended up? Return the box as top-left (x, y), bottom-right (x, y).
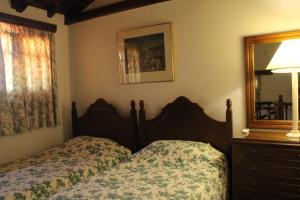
top-left (0, 22), bottom-right (59, 136)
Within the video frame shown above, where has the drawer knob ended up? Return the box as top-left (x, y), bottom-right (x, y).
top-left (298, 154), bottom-right (300, 158)
top-left (251, 165), bottom-right (256, 171)
top-left (251, 149), bottom-right (256, 153)
top-left (251, 198), bottom-right (256, 200)
top-left (251, 181), bottom-right (256, 187)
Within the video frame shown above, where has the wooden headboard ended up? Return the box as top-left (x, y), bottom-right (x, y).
top-left (71, 99), bottom-right (137, 152)
top-left (138, 96), bottom-right (233, 159)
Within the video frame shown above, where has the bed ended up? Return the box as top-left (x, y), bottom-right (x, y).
top-left (0, 98), bottom-right (137, 200)
top-left (49, 96), bottom-right (233, 200)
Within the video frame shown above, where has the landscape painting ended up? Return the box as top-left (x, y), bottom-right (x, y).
top-left (118, 23), bottom-right (174, 84)
top-left (124, 33), bottom-right (165, 74)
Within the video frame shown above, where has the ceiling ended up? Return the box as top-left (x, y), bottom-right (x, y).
top-left (83, 0), bottom-right (125, 11)
top-left (10, 0), bottom-right (170, 25)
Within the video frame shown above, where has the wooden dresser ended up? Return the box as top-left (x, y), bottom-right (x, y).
top-left (232, 131), bottom-right (300, 200)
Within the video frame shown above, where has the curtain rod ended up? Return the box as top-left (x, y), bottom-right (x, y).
top-left (0, 12), bottom-right (57, 33)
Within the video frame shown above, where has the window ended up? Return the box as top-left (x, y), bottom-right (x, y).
top-left (0, 21), bottom-right (59, 136)
top-left (1, 32), bottom-right (51, 92)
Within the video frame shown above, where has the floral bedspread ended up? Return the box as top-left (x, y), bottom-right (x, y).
top-left (50, 140), bottom-right (228, 200)
top-left (0, 136), bottom-right (131, 200)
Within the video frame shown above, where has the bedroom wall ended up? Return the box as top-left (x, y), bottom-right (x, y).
top-left (68, 0), bottom-right (300, 138)
top-left (0, 1), bottom-right (71, 163)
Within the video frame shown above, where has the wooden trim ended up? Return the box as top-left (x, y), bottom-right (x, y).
top-left (0, 12), bottom-right (57, 33)
top-left (65, 0), bottom-right (171, 25)
top-left (232, 130), bottom-right (300, 144)
top-left (245, 30), bottom-right (300, 129)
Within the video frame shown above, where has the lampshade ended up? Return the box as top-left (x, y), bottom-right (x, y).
top-left (266, 39), bottom-right (300, 73)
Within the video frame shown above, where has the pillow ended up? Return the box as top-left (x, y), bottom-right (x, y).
top-left (131, 140), bottom-right (226, 169)
top-left (63, 136), bottom-right (131, 160)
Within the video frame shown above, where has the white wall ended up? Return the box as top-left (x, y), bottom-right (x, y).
top-left (69, 0), bottom-right (300, 138)
top-left (0, 1), bottom-right (71, 163)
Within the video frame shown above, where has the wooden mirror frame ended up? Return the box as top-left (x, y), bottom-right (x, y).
top-left (245, 30), bottom-right (300, 129)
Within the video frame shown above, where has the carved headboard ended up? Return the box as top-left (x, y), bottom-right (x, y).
top-left (71, 99), bottom-right (137, 152)
top-left (138, 96), bottom-right (233, 159)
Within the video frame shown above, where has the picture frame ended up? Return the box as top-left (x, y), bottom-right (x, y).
top-left (117, 23), bottom-right (174, 84)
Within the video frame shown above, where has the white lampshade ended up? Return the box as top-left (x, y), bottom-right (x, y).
top-left (266, 39), bottom-right (300, 73)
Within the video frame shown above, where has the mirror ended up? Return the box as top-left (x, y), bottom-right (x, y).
top-left (245, 30), bottom-right (300, 129)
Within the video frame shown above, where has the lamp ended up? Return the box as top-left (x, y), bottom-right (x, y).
top-left (266, 39), bottom-right (300, 138)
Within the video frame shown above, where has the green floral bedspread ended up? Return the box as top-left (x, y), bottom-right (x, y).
top-left (0, 136), bottom-right (131, 200)
top-left (50, 140), bottom-right (228, 200)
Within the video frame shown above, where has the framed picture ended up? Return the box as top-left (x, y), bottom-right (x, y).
top-left (118, 23), bottom-right (174, 84)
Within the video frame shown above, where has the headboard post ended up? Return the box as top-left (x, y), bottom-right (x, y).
top-left (130, 100), bottom-right (138, 152)
top-left (226, 98), bottom-right (233, 198)
top-left (226, 99), bottom-right (233, 136)
top-left (225, 99), bottom-right (233, 158)
top-left (138, 100), bottom-right (146, 150)
top-left (71, 101), bottom-right (78, 137)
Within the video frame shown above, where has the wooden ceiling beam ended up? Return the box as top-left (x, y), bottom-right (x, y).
top-left (65, 0), bottom-right (171, 25)
top-left (46, 5), bottom-right (56, 18)
top-left (67, 0), bottom-right (95, 16)
top-left (11, 0), bottom-right (28, 12)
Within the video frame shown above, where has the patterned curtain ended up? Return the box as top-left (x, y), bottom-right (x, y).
top-left (0, 22), bottom-right (59, 136)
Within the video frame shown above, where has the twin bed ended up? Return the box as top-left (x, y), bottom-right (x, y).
top-left (0, 96), bottom-right (232, 200)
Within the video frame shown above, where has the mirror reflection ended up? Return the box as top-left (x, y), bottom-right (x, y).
top-left (254, 42), bottom-right (293, 120)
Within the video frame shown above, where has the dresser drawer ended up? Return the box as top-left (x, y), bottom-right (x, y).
top-left (237, 191), bottom-right (299, 200)
top-left (238, 177), bottom-right (300, 196)
top-left (232, 134), bottom-right (300, 200)
top-left (239, 161), bottom-right (300, 180)
top-left (238, 144), bottom-right (300, 162)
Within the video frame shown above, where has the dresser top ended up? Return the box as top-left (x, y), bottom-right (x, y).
top-left (233, 130), bottom-right (300, 145)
